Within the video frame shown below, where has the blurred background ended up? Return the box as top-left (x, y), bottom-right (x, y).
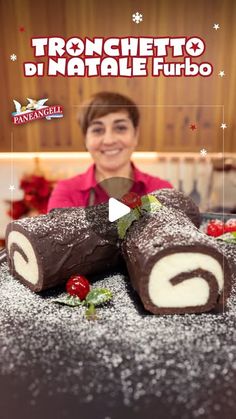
top-left (0, 0), bottom-right (235, 242)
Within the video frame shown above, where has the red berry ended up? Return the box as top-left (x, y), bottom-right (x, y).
top-left (66, 275), bottom-right (90, 300)
top-left (121, 192), bottom-right (142, 209)
top-left (225, 219), bottom-right (236, 233)
top-left (206, 219), bottom-right (225, 237)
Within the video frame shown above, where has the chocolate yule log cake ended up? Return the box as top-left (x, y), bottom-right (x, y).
top-left (151, 189), bottom-right (201, 228)
top-left (5, 188), bottom-right (231, 315)
top-left (122, 206), bottom-right (232, 315)
top-left (5, 205), bottom-right (121, 292)
top-left (5, 190), bottom-right (201, 293)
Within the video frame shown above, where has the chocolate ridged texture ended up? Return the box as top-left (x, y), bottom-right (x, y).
top-left (122, 206), bottom-right (232, 315)
top-left (4, 189), bottom-right (200, 294)
top-left (5, 190), bottom-right (232, 314)
top-left (151, 188), bottom-right (201, 228)
top-left (5, 205), bottom-right (122, 292)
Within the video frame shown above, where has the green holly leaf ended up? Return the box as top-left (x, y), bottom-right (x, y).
top-left (216, 232), bottom-right (236, 244)
top-left (85, 303), bottom-right (98, 321)
top-left (85, 288), bottom-right (113, 306)
top-left (52, 294), bottom-right (82, 307)
top-left (141, 195), bottom-right (162, 213)
top-left (117, 207), bottom-right (140, 239)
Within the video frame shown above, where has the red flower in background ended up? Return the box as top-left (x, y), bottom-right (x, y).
top-left (7, 200), bottom-right (28, 220)
top-left (7, 174), bottom-right (54, 219)
top-left (20, 175), bottom-right (51, 198)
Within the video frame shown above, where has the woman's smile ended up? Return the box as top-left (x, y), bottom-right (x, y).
top-left (101, 148), bottom-right (123, 156)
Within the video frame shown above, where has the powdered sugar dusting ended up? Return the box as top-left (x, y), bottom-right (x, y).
top-left (0, 238), bottom-right (236, 417)
top-left (152, 188), bottom-right (201, 227)
top-left (11, 205), bottom-right (116, 242)
top-left (123, 206), bottom-right (225, 261)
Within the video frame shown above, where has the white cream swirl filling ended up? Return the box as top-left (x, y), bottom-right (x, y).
top-left (148, 252), bottom-right (223, 308)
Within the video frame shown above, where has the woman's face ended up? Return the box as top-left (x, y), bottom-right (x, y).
top-left (85, 111), bottom-right (139, 172)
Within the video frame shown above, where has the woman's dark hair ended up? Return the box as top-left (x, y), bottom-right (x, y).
top-left (79, 91), bottom-right (140, 135)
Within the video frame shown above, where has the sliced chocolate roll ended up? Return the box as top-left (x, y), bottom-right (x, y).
top-left (5, 206), bottom-right (121, 292)
top-left (122, 206), bottom-right (231, 315)
top-left (151, 189), bottom-right (201, 228)
top-left (4, 191), bottom-right (200, 294)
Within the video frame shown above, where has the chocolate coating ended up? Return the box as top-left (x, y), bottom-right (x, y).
top-left (151, 188), bottom-right (201, 228)
top-left (6, 205), bottom-right (122, 292)
top-left (122, 206), bottom-right (232, 314)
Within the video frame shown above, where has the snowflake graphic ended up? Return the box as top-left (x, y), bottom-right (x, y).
top-left (10, 54), bottom-right (17, 61)
top-left (200, 149), bottom-right (207, 157)
top-left (9, 185), bottom-right (15, 191)
top-left (221, 123), bottom-right (227, 129)
top-left (132, 12), bottom-right (143, 24)
top-left (218, 70), bottom-right (225, 77)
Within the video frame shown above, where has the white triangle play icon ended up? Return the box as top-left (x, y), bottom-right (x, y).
top-left (108, 198), bottom-right (131, 222)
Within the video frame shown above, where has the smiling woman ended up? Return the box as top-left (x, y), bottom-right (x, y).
top-left (47, 92), bottom-right (172, 210)
top-left (86, 112), bottom-right (138, 176)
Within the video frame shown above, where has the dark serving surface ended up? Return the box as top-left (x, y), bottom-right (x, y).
top-left (0, 238), bottom-right (236, 419)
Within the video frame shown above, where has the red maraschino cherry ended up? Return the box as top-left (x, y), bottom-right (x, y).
top-left (66, 275), bottom-right (90, 300)
top-left (121, 192), bottom-right (142, 209)
top-left (224, 219), bottom-right (236, 233)
top-left (206, 220), bottom-right (225, 237)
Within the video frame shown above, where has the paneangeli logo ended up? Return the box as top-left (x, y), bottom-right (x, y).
top-left (12, 98), bottom-right (63, 125)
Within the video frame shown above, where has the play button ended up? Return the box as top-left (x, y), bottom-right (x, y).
top-left (85, 176), bottom-right (139, 237)
top-left (108, 198), bottom-right (131, 222)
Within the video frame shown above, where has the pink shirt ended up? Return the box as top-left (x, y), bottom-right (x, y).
top-left (47, 163), bottom-right (172, 211)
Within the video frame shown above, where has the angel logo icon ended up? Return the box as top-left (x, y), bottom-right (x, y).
top-left (12, 97), bottom-right (63, 125)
